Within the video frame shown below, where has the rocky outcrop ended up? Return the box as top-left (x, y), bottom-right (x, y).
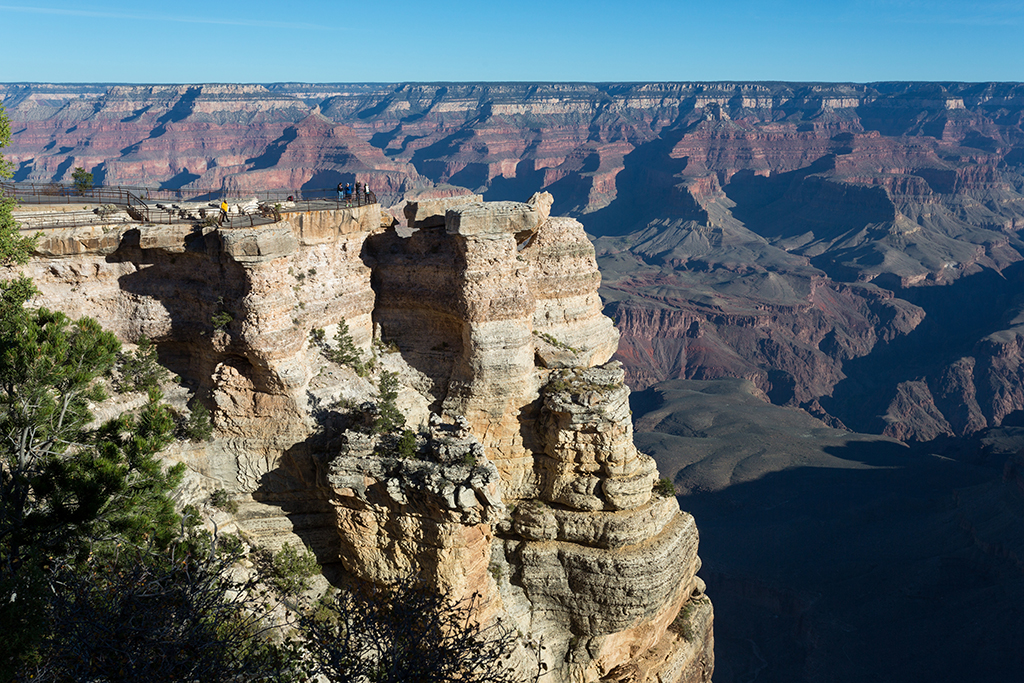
top-left (8, 193), bottom-right (711, 683)
top-left (535, 364), bottom-right (656, 511)
top-left (368, 193), bottom-right (618, 497)
top-left (497, 363), bottom-right (710, 681)
top-left (14, 203), bottom-right (381, 559)
top-left (327, 419), bottom-right (504, 615)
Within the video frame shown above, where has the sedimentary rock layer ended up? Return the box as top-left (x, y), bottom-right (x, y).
top-left (8, 80), bottom-right (1024, 439)
top-left (7, 195), bottom-right (712, 683)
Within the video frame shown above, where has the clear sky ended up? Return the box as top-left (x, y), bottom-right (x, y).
top-left (1, 0), bottom-right (1022, 84)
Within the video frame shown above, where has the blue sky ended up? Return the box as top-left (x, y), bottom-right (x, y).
top-left (2, 0), bottom-right (1022, 83)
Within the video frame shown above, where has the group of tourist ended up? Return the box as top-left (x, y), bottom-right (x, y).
top-left (212, 182), bottom-right (375, 227)
top-left (336, 181), bottom-right (374, 205)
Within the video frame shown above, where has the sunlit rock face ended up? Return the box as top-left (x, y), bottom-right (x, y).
top-left (9, 194), bottom-right (712, 683)
top-left (368, 192), bottom-right (619, 498)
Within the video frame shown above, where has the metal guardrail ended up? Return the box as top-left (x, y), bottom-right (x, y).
top-left (1, 182), bottom-right (135, 205)
top-left (13, 210), bottom-right (135, 231)
top-left (2, 181), bottom-right (378, 207)
top-left (2, 181), bottom-right (379, 230)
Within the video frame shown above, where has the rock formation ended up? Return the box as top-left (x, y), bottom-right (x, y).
top-left (8, 80), bottom-right (1024, 441)
top-left (7, 193), bottom-right (712, 683)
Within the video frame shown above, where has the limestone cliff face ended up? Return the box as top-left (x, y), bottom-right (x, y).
top-left (369, 193), bottom-right (618, 497)
top-left (16, 204), bottom-right (380, 558)
top-left (22, 205), bottom-right (377, 452)
top-left (10, 194), bottom-right (712, 683)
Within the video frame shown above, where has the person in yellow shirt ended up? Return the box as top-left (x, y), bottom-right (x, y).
top-left (219, 200), bottom-right (229, 226)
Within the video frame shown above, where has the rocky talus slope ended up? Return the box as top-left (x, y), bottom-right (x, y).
top-left (8, 193), bottom-right (711, 683)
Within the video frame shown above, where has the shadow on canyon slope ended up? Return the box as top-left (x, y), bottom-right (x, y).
top-left (821, 260), bottom-right (1024, 435)
top-left (111, 227), bottom-right (251, 392)
top-left (252, 435), bottom-right (347, 580)
top-left (246, 126), bottom-right (299, 171)
top-left (572, 117), bottom-right (702, 237)
top-left (723, 155), bottom-right (899, 246)
top-left (686, 454), bottom-right (1024, 683)
top-left (633, 379), bottom-right (1024, 683)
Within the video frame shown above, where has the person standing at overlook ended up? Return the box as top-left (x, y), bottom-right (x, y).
top-left (219, 200), bottom-right (229, 226)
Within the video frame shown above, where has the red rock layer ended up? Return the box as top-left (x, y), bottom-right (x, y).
top-left (8, 81), bottom-right (1024, 440)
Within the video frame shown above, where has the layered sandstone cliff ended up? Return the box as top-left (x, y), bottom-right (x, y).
top-left (8, 193), bottom-right (712, 683)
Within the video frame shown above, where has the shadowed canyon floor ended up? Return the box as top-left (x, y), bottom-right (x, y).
top-left (632, 379), bottom-right (1024, 682)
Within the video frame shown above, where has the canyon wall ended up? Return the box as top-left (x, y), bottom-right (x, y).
top-left (7, 80), bottom-right (1024, 441)
top-left (8, 195), bottom-right (712, 683)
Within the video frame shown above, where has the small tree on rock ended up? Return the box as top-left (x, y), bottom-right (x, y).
top-left (71, 166), bottom-right (93, 195)
top-left (313, 319), bottom-right (366, 375)
top-left (373, 371), bottom-right (404, 435)
top-left (117, 335), bottom-right (168, 393)
top-left (180, 400), bottom-right (214, 442)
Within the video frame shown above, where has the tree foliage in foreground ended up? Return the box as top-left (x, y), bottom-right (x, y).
top-left (0, 277), bottom-right (184, 676)
top-left (0, 278), bottom-right (181, 565)
top-left (21, 532), bottom-right (301, 683)
top-left (298, 575), bottom-right (529, 683)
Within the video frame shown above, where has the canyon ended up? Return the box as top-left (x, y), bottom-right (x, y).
top-left (7, 80), bottom-right (1024, 681)
top-left (6, 81), bottom-right (1024, 442)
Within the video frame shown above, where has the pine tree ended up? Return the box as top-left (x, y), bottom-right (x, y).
top-left (373, 371), bottom-right (405, 434)
top-left (0, 278), bottom-right (182, 676)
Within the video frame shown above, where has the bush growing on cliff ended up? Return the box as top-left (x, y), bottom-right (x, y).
top-left (396, 428), bottom-right (418, 458)
top-left (312, 320), bottom-right (366, 375)
top-left (211, 310), bottom-right (233, 330)
top-left (669, 597), bottom-right (708, 641)
top-left (209, 488), bottom-right (239, 514)
top-left (256, 542), bottom-right (321, 596)
top-left (654, 477), bottom-right (676, 497)
top-left (373, 371), bottom-right (405, 435)
top-left (180, 400), bottom-right (214, 442)
top-left (211, 296), bottom-right (233, 331)
top-left (117, 335), bottom-right (168, 393)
